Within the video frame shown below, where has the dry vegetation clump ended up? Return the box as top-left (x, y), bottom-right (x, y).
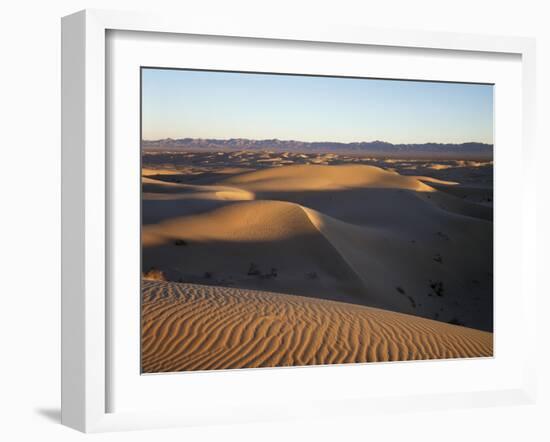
top-left (143, 268), bottom-right (167, 281)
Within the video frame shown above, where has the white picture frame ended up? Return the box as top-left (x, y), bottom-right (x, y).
top-left (61, 9), bottom-right (537, 433)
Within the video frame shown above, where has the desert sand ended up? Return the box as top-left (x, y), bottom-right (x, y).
top-left (142, 150), bottom-right (493, 371)
top-left (142, 280), bottom-right (492, 373)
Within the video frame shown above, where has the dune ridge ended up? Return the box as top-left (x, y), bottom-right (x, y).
top-left (141, 280), bottom-right (493, 373)
top-left (221, 164), bottom-right (435, 192)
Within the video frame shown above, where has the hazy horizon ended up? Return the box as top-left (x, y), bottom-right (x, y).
top-left (142, 68), bottom-right (494, 145)
top-left (141, 136), bottom-right (493, 145)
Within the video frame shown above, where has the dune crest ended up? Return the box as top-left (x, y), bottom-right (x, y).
top-left (143, 200), bottom-right (319, 244)
top-left (222, 164), bottom-right (436, 192)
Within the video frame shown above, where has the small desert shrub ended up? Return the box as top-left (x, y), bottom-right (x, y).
top-left (143, 268), bottom-right (167, 281)
top-left (260, 268), bottom-right (278, 279)
top-left (428, 280), bottom-right (444, 297)
top-left (306, 271), bottom-right (319, 280)
top-left (436, 231), bottom-right (450, 241)
top-left (247, 263), bottom-right (261, 276)
top-left (448, 317), bottom-right (464, 326)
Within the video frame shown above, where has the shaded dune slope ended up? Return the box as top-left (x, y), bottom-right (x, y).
top-left (142, 280), bottom-right (493, 373)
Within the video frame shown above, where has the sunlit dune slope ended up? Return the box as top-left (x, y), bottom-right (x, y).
top-left (221, 163), bottom-right (434, 192)
top-left (143, 176), bottom-right (254, 200)
top-left (141, 280), bottom-right (493, 373)
top-left (142, 200), bottom-right (368, 305)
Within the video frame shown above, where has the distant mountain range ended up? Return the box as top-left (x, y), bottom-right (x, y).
top-left (142, 138), bottom-right (493, 159)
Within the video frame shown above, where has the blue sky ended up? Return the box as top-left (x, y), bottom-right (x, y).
top-left (141, 68), bottom-right (493, 144)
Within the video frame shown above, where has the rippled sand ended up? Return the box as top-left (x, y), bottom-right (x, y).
top-left (142, 280), bottom-right (492, 373)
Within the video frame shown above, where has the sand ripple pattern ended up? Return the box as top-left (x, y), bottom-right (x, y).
top-left (142, 280), bottom-right (493, 373)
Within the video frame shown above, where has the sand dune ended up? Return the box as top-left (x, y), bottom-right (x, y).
top-left (141, 280), bottom-right (493, 373)
top-left (414, 176), bottom-right (459, 186)
top-left (142, 164), bottom-right (493, 330)
top-left (144, 200), bottom-right (319, 243)
top-left (303, 206), bottom-right (492, 330)
top-left (141, 156), bottom-right (494, 372)
top-left (142, 176), bottom-right (255, 224)
top-left (220, 163), bottom-right (491, 221)
top-left (142, 200), bottom-right (368, 305)
top-left (221, 164), bottom-right (435, 192)
top-left (142, 167), bottom-right (185, 176)
top-left (423, 181), bottom-right (493, 206)
top-left (143, 176), bottom-right (254, 200)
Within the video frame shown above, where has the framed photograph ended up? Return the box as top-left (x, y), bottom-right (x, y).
top-left (61, 9), bottom-right (537, 432)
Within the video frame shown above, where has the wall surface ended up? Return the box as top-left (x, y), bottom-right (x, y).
top-left (0, 0), bottom-right (548, 441)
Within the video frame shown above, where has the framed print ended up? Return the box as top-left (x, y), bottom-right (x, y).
top-left (61, 9), bottom-right (537, 432)
top-left (139, 68), bottom-right (495, 374)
